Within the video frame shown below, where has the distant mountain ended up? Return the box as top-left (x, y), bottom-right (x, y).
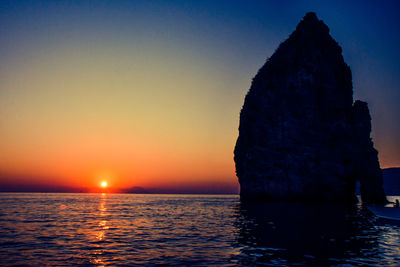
top-left (120, 185), bottom-right (238, 195)
top-left (382, 168), bottom-right (400, 195)
top-left (122, 186), bottom-right (151, 194)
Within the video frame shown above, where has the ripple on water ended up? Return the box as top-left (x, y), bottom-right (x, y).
top-left (0, 193), bottom-right (399, 266)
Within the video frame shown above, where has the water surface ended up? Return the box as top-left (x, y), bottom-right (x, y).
top-left (0, 193), bottom-right (399, 266)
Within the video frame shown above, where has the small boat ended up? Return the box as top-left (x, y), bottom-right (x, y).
top-left (367, 205), bottom-right (400, 220)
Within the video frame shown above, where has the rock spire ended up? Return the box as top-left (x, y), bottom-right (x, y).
top-left (234, 12), bottom-right (387, 204)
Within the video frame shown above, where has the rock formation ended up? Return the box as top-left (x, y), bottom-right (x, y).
top-left (234, 12), bottom-right (387, 204)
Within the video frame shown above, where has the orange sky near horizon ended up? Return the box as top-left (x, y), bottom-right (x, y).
top-left (0, 43), bottom-right (243, 190)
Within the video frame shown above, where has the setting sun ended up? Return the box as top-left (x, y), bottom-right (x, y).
top-left (100, 181), bottom-right (108, 188)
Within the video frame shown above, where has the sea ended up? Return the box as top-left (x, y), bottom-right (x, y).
top-left (0, 193), bottom-right (399, 266)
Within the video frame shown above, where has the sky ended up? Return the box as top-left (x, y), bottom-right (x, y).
top-left (0, 0), bottom-right (399, 193)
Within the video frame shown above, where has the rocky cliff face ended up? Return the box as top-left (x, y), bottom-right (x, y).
top-left (234, 12), bottom-right (387, 204)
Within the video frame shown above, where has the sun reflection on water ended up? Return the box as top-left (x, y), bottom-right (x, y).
top-left (90, 193), bottom-right (109, 265)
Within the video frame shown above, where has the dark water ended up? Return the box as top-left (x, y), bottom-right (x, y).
top-left (0, 193), bottom-right (399, 266)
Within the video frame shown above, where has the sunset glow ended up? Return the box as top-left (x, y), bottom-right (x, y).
top-left (0, 1), bottom-right (398, 194)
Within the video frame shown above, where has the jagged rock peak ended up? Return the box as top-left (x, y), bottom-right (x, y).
top-left (296, 12), bottom-right (329, 32)
top-left (234, 12), bottom-right (387, 204)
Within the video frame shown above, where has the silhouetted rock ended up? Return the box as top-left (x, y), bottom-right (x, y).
top-left (356, 168), bottom-right (400, 196)
top-left (234, 12), bottom-right (387, 204)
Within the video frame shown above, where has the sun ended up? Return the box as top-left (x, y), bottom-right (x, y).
top-left (100, 181), bottom-right (108, 188)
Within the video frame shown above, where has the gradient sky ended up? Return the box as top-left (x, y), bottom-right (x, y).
top-left (1, 0), bottom-right (399, 192)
